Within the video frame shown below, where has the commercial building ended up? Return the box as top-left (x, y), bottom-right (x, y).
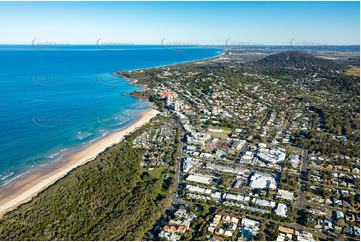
top-left (249, 172), bottom-right (278, 189)
top-left (257, 148), bottom-right (286, 164)
top-left (186, 174), bottom-right (213, 184)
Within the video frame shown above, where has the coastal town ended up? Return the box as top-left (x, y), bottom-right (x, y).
top-left (0, 49), bottom-right (359, 242)
top-left (118, 50), bottom-right (360, 241)
top-left (0, 2), bottom-right (359, 242)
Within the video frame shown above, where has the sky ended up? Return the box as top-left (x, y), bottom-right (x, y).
top-left (0, 1), bottom-right (359, 45)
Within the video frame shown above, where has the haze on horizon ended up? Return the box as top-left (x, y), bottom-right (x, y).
top-left (0, 1), bottom-right (359, 45)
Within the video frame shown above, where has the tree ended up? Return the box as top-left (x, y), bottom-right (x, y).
top-left (336, 219), bottom-right (345, 227)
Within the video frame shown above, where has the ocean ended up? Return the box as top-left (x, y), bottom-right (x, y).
top-left (0, 45), bottom-right (221, 186)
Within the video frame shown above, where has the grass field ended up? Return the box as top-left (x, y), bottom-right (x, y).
top-left (140, 167), bottom-right (170, 196)
top-left (287, 146), bottom-right (303, 155)
top-left (207, 126), bottom-right (232, 139)
top-left (147, 167), bottom-right (167, 179)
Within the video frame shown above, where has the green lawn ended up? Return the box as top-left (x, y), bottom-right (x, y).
top-left (207, 126), bottom-right (232, 139)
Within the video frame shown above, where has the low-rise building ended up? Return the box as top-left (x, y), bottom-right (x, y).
top-left (249, 172), bottom-right (278, 190)
top-left (186, 174), bottom-right (213, 185)
top-left (208, 212), bottom-right (239, 238)
top-left (241, 218), bottom-right (260, 231)
top-left (295, 230), bottom-right (314, 241)
top-left (186, 185), bottom-right (212, 195)
top-left (275, 189), bottom-right (294, 201)
top-left (275, 203), bottom-right (288, 217)
top-left (182, 158), bottom-right (200, 172)
top-left (257, 147), bottom-right (286, 164)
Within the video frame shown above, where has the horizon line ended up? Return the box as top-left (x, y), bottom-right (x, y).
top-left (0, 43), bottom-right (359, 46)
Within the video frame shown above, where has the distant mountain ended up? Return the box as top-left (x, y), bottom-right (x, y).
top-left (247, 51), bottom-right (345, 76)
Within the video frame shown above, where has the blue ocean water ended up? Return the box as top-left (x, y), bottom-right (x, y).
top-left (0, 45), bottom-right (221, 186)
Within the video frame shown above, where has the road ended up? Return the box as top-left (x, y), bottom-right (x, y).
top-left (155, 108), bottom-right (333, 241)
top-left (297, 148), bottom-right (308, 210)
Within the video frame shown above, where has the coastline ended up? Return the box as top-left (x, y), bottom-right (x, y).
top-left (113, 50), bottom-right (224, 82)
top-left (0, 49), bottom-right (223, 217)
top-left (0, 108), bottom-right (159, 216)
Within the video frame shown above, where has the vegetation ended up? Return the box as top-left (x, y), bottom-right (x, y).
top-left (0, 49), bottom-right (358, 241)
top-left (0, 119), bottom-right (177, 240)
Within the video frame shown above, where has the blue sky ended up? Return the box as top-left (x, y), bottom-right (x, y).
top-left (0, 1), bottom-right (359, 45)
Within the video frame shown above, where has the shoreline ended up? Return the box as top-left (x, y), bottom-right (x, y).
top-left (0, 108), bottom-right (159, 216)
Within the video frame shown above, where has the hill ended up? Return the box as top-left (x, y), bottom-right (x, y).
top-left (246, 51), bottom-right (345, 76)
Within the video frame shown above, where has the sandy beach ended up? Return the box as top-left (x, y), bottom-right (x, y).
top-left (0, 108), bottom-right (159, 216)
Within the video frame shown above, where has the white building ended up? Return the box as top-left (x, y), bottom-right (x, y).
top-left (186, 174), bottom-right (213, 185)
top-left (241, 218), bottom-right (260, 229)
top-left (211, 191), bottom-right (222, 200)
top-left (335, 211), bottom-right (344, 219)
top-left (186, 132), bottom-right (211, 146)
top-left (275, 189), bottom-right (294, 201)
top-left (277, 233), bottom-right (293, 241)
top-left (207, 163), bottom-right (249, 175)
top-left (257, 148), bottom-right (286, 164)
top-left (174, 100), bottom-right (181, 111)
top-left (249, 172), bottom-right (278, 189)
top-left (252, 198), bottom-right (276, 208)
top-left (182, 158), bottom-right (200, 172)
top-left (275, 203), bottom-right (288, 217)
top-left (289, 154), bottom-right (300, 168)
top-left (236, 140), bottom-right (247, 150)
top-left (223, 193), bottom-right (250, 203)
top-left (186, 185), bottom-right (212, 195)
top-left (295, 230), bottom-right (314, 241)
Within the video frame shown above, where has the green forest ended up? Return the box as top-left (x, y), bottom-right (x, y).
top-left (0, 120), bottom-right (176, 240)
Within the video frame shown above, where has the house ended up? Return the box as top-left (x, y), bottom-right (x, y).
top-left (324, 218), bottom-right (333, 230)
top-left (352, 202), bottom-right (360, 210)
top-left (241, 218), bottom-right (260, 230)
top-left (174, 208), bottom-right (187, 218)
top-left (211, 235), bottom-right (223, 241)
top-left (224, 230), bottom-right (233, 237)
top-left (230, 223), bottom-right (237, 231)
top-left (295, 230), bottom-right (314, 241)
top-left (346, 212), bottom-right (355, 221)
top-left (232, 180), bottom-right (243, 189)
top-left (315, 219), bottom-right (323, 229)
top-left (215, 228), bottom-right (225, 236)
top-left (277, 233), bottom-right (292, 241)
top-left (354, 226), bottom-right (360, 236)
top-left (343, 224), bottom-right (352, 235)
top-left (278, 226), bottom-right (294, 235)
top-left (335, 211), bottom-right (344, 219)
top-left (185, 145), bottom-right (197, 151)
top-left (158, 230), bottom-right (181, 241)
top-left (209, 212), bottom-right (239, 238)
top-left (163, 225), bottom-right (187, 234)
top-left (211, 191), bottom-right (222, 200)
